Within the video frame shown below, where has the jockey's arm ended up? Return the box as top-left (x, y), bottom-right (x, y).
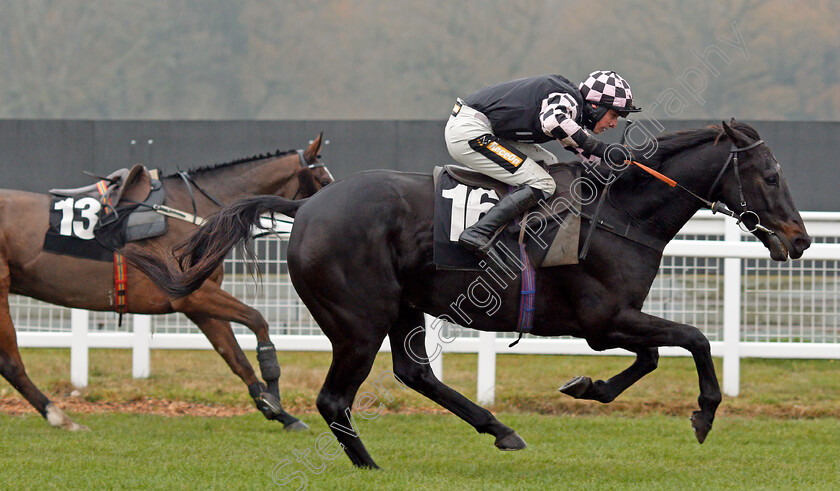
top-left (538, 93), bottom-right (633, 181)
top-left (539, 92), bottom-right (610, 159)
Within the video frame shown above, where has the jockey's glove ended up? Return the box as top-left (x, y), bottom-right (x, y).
top-left (604, 144), bottom-right (635, 168)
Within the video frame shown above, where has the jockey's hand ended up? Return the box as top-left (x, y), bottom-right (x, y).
top-left (604, 145), bottom-right (634, 168)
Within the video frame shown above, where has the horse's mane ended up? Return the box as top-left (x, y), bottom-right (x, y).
top-left (639, 121), bottom-right (759, 167)
top-left (607, 121), bottom-right (759, 190)
top-left (601, 121), bottom-right (759, 202)
top-left (162, 149), bottom-right (296, 178)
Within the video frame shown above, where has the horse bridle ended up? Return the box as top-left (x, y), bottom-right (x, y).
top-left (292, 149), bottom-right (331, 200)
top-left (581, 136), bottom-right (777, 258)
top-left (678, 139), bottom-right (775, 235)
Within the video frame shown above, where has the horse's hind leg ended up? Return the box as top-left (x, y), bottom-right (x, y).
top-left (0, 271), bottom-right (85, 430)
top-left (388, 306), bottom-right (526, 451)
top-left (559, 347), bottom-right (659, 403)
top-left (316, 335), bottom-right (386, 469)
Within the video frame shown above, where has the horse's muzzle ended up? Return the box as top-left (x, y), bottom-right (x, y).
top-left (767, 222), bottom-right (811, 261)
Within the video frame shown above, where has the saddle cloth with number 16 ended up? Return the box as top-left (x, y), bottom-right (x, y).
top-left (432, 164), bottom-right (581, 271)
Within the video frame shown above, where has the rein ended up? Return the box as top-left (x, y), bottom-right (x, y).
top-left (145, 148), bottom-right (327, 228)
top-left (630, 139), bottom-right (774, 235)
top-left (579, 121), bottom-right (630, 260)
top-left (178, 171), bottom-right (225, 208)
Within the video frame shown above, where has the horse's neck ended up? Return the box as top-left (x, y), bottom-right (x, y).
top-left (619, 142), bottom-right (730, 242)
top-left (189, 157), bottom-right (298, 202)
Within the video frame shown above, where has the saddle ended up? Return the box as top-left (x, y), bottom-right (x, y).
top-left (442, 164), bottom-right (510, 198)
top-left (44, 164), bottom-right (168, 261)
top-left (50, 164), bottom-right (154, 209)
top-left (433, 164), bottom-right (582, 270)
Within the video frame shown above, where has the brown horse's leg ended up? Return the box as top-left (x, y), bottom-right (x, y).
top-left (0, 272), bottom-right (85, 430)
top-left (388, 306), bottom-right (526, 451)
top-left (559, 347), bottom-right (659, 403)
top-left (183, 313), bottom-right (260, 385)
top-left (593, 309), bottom-right (721, 443)
top-left (173, 279), bottom-right (305, 428)
top-left (173, 282), bottom-right (271, 343)
top-left (182, 312), bottom-right (307, 431)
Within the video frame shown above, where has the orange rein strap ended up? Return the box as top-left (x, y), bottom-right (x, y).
top-left (628, 160), bottom-right (676, 187)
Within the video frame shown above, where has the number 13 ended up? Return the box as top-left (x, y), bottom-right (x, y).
top-left (54, 197), bottom-right (102, 240)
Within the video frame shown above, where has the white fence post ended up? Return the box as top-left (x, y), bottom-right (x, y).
top-left (722, 219), bottom-right (741, 396)
top-left (477, 331), bottom-right (496, 404)
top-left (133, 315), bottom-right (151, 379)
top-left (70, 309), bottom-right (89, 388)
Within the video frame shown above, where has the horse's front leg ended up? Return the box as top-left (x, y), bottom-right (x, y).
top-left (582, 309), bottom-right (721, 443)
top-left (559, 347), bottom-right (659, 403)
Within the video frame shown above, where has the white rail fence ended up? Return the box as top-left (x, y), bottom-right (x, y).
top-left (13, 211), bottom-right (840, 402)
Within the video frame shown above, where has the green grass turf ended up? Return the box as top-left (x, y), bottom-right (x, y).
top-left (1, 412), bottom-right (839, 490)
top-left (9, 349), bottom-right (840, 418)
top-left (3, 349), bottom-right (840, 489)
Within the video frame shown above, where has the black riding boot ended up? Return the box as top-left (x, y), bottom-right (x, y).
top-left (459, 186), bottom-right (539, 255)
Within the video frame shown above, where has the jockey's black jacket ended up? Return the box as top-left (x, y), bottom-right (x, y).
top-left (463, 74), bottom-right (585, 144)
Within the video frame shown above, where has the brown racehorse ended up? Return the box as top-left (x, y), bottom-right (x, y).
top-left (0, 134), bottom-right (332, 431)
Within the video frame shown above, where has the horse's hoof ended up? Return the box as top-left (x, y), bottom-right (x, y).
top-left (559, 376), bottom-right (592, 399)
top-left (495, 431), bottom-right (527, 451)
top-left (690, 411), bottom-right (712, 444)
top-left (46, 404), bottom-right (88, 431)
top-left (256, 392), bottom-right (283, 419)
top-left (283, 419), bottom-right (310, 432)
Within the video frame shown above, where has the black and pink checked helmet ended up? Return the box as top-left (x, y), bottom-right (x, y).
top-left (579, 70), bottom-right (641, 117)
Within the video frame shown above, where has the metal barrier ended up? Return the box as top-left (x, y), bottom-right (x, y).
top-left (12, 211), bottom-right (840, 399)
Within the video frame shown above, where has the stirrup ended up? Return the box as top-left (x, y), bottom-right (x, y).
top-left (459, 224), bottom-right (505, 255)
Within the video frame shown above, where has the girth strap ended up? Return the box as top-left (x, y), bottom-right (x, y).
top-left (578, 210), bottom-right (669, 253)
top-left (114, 252), bottom-right (128, 326)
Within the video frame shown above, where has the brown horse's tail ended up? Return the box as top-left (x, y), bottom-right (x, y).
top-left (122, 196), bottom-right (306, 299)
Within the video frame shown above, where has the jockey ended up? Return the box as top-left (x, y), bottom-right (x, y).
top-left (446, 70), bottom-right (642, 257)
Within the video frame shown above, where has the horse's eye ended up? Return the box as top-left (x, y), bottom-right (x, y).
top-left (765, 175), bottom-right (778, 186)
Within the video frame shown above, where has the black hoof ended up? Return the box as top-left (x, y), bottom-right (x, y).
top-left (559, 376), bottom-right (592, 399)
top-left (283, 419), bottom-right (310, 431)
top-left (495, 431), bottom-right (527, 451)
top-left (690, 411), bottom-right (713, 444)
top-left (256, 392), bottom-right (283, 419)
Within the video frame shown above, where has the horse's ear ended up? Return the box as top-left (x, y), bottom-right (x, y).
top-left (304, 132), bottom-right (324, 163)
top-left (721, 120), bottom-right (746, 145)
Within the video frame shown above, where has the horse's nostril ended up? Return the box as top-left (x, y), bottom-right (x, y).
top-left (794, 237), bottom-right (811, 251)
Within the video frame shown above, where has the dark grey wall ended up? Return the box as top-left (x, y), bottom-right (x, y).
top-left (1, 119), bottom-right (837, 210)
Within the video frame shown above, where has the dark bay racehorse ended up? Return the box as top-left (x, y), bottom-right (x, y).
top-left (127, 121), bottom-right (810, 468)
top-left (0, 134), bottom-right (332, 431)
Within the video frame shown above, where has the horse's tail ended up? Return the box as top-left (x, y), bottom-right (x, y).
top-left (122, 196), bottom-right (306, 298)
